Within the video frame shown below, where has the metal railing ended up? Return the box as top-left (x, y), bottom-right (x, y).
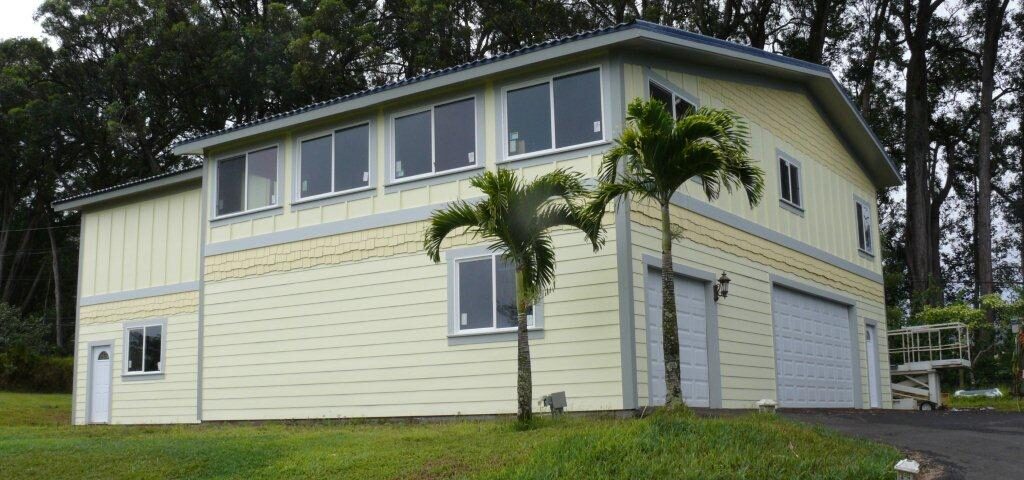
top-left (888, 322), bottom-right (971, 369)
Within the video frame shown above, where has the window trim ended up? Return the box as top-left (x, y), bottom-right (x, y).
top-left (293, 119), bottom-right (376, 205)
top-left (854, 196), bottom-right (874, 256)
top-left (500, 64), bottom-right (608, 162)
top-left (777, 150), bottom-right (804, 212)
top-left (210, 142), bottom-right (283, 221)
top-left (445, 246), bottom-right (544, 337)
top-left (121, 318), bottom-right (167, 377)
top-left (387, 95), bottom-right (481, 185)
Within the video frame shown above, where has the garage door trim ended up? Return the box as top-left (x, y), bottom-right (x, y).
top-left (769, 274), bottom-right (863, 409)
top-left (641, 254), bottom-right (722, 408)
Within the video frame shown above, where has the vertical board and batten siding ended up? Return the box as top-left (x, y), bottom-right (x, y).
top-left (200, 217), bottom-right (622, 420)
top-left (626, 63), bottom-right (882, 276)
top-left (623, 62), bottom-right (890, 409)
top-left (73, 292), bottom-right (199, 424)
top-left (80, 187), bottom-right (201, 297)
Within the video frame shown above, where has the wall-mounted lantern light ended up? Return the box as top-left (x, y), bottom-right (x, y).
top-left (713, 272), bottom-right (730, 302)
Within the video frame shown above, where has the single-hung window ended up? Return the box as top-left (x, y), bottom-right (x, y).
top-left (505, 68), bottom-right (603, 158)
top-left (856, 199), bottom-right (873, 254)
top-left (456, 255), bottom-right (534, 332)
top-left (216, 146), bottom-right (279, 216)
top-left (392, 97), bottom-right (476, 181)
top-left (125, 323), bottom-right (162, 374)
top-left (649, 80), bottom-right (696, 120)
top-left (778, 156), bottom-right (802, 208)
top-left (299, 124), bottom-right (371, 199)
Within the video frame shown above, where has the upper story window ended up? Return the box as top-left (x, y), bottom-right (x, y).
top-left (125, 322), bottom-right (162, 375)
top-left (504, 67), bottom-right (603, 159)
top-left (391, 97), bottom-right (477, 182)
top-left (778, 155), bottom-right (802, 209)
top-left (856, 199), bottom-right (873, 254)
top-left (455, 254), bottom-right (535, 333)
top-left (649, 80), bottom-right (695, 120)
top-left (299, 124), bottom-right (371, 199)
top-left (216, 146), bottom-right (278, 217)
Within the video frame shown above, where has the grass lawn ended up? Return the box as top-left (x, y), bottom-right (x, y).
top-left (0, 391), bottom-right (901, 479)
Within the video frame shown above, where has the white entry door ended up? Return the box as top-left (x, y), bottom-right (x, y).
top-left (646, 269), bottom-right (710, 407)
top-left (89, 345), bottom-right (112, 423)
top-left (866, 324), bottom-right (881, 408)
top-left (771, 286), bottom-right (854, 408)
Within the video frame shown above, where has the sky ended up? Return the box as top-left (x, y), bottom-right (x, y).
top-left (0, 0), bottom-right (46, 41)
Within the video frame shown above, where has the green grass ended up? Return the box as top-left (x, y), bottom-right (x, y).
top-left (948, 386), bottom-right (1024, 412)
top-left (0, 391), bottom-right (901, 479)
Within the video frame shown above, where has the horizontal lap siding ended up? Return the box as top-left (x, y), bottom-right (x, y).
top-left (631, 203), bottom-right (890, 409)
top-left (201, 223), bottom-right (622, 420)
top-left (74, 298), bottom-right (199, 424)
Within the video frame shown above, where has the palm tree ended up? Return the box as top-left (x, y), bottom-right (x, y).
top-left (424, 168), bottom-right (603, 423)
top-left (588, 98), bottom-right (765, 407)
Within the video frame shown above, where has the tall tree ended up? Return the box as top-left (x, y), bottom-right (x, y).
top-left (588, 99), bottom-right (764, 406)
top-left (424, 169), bottom-right (602, 423)
top-left (898, 0), bottom-right (946, 308)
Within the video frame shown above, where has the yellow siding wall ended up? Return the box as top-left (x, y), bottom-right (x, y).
top-left (80, 187), bottom-right (201, 297)
top-left (74, 291), bottom-right (199, 424)
top-left (624, 63), bottom-right (881, 275)
top-left (201, 217), bottom-right (622, 420)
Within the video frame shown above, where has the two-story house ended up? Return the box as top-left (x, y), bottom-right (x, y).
top-left (55, 21), bottom-right (900, 424)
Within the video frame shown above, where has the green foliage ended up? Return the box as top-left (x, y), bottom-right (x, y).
top-left (0, 303), bottom-right (50, 355)
top-left (0, 350), bottom-right (73, 393)
top-left (0, 392), bottom-right (899, 479)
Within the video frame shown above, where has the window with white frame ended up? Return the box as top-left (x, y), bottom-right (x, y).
top-left (778, 156), bottom-right (802, 208)
top-left (648, 80), bottom-right (696, 120)
top-left (124, 323), bottom-right (162, 374)
top-left (299, 124), bottom-right (370, 199)
top-left (505, 68), bottom-right (603, 158)
top-left (392, 97), bottom-right (476, 181)
top-left (856, 199), bottom-right (873, 254)
top-left (455, 254), bottom-right (534, 332)
top-left (216, 146), bottom-right (278, 216)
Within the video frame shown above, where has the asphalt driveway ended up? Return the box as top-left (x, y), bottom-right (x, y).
top-left (783, 410), bottom-right (1024, 479)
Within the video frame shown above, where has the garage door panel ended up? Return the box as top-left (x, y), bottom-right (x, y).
top-left (646, 269), bottom-right (710, 407)
top-left (771, 286), bottom-right (854, 408)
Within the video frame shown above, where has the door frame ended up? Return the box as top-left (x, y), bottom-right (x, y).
top-left (769, 274), bottom-right (863, 409)
top-left (86, 340), bottom-right (114, 424)
top-left (864, 321), bottom-right (882, 408)
top-left (640, 254), bottom-right (722, 408)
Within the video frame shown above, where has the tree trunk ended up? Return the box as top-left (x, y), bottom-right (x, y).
top-left (901, 0), bottom-right (942, 310)
top-left (48, 223), bottom-right (64, 349)
top-left (660, 201), bottom-right (683, 406)
top-left (975, 0), bottom-right (1009, 303)
top-left (858, 0), bottom-right (892, 115)
top-left (1, 215), bottom-right (39, 303)
top-left (806, 0), bottom-right (831, 64)
top-left (515, 268), bottom-right (533, 423)
top-left (20, 263), bottom-right (46, 312)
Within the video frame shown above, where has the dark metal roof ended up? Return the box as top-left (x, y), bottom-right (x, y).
top-left (173, 20), bottom-right (830, 150)
top-left (53, 164), bottom-right (202, 208)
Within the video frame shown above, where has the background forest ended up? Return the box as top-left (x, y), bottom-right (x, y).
top-left (1, 0), bottom-right (1022, 388)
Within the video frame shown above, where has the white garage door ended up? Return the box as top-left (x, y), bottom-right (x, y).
top-left (646, 269), bottom-right (709, 407)
top-left (771, 286), bottom-right (854, 408)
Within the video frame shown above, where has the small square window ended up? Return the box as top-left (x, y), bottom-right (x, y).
top-left (455, 254), bottom-right (534, 333)
top-left (392, 97), bottom-right (477, 182)
top-left (215, 146), bottom-right (279, 217)
top-left (299, 124), bottom-right (371, 199)
top-left (779, 156), bottom-right (802, 208)
top-left (504, 67), bottom-right (603, 159)
top-left (856, 200), bottom-right (873, 254)
top-left (125, 323), bottom-right (163, 374)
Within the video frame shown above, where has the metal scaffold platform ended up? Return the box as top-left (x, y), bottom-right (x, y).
top-left (888, 322), bottom-right (971, 410)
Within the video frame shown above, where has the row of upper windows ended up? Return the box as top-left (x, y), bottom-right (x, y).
top-left (212, 67), bottom-right (606, 219)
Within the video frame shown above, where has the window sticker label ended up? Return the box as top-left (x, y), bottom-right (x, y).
top-left (467, 152), bottom-right (475, 164)
top-left (593, 121), bottom-right (601, 133)
top-left (461, 313), bottom-right (468, 326)
top-left (362, 171), bottom-right (369, 182)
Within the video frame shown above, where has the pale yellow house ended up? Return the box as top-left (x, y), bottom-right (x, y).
top-left (55, 21), bottom-right (900, 425)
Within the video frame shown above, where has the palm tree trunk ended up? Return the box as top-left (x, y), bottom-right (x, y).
top-left (660, 201), bottom-right (683, 406)
top-left (515, 268), bottom-right (533, 423)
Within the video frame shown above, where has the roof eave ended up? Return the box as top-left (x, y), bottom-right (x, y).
top-left (53, 168), bottom-right (203, 212)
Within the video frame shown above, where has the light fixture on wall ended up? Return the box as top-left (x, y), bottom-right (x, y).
top-left (713, 272), bottom-right (731, 302)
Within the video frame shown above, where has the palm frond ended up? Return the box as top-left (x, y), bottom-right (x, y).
top-left (423, 200), bottom-right (481, 263)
